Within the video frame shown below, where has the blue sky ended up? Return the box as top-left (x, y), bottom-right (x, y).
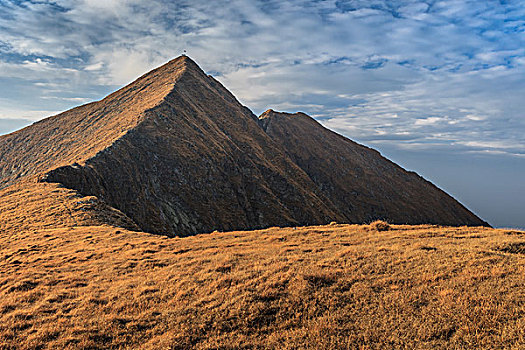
top-left (1, 0), bottom-right (524, 228)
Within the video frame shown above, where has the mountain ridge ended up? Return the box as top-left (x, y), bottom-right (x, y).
top-left (0, 56), bottom-right (196, 188)
top-left (0, 56), bottom-right (489, 235)
top-left (259, 109), bottom-right (488, 227)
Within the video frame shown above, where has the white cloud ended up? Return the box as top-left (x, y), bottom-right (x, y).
top-left (84, 62), bottom-right (104, 71)
top-left (0, 108), bottom-right (61, 121)
top-left (0, 0), bottom-right (523, 157)
top-left (414, 117), bottom-right (444, 126)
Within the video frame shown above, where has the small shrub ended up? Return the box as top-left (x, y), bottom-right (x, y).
top-left (370, 220), bottom-right (390, 232)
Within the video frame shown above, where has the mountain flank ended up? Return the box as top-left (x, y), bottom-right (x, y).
top-left (0, 56), bottom-right (489, 235)
top-left (259, 110), bottom-right (486, 226)
top-left (0, 182), bottom-right (139, 233)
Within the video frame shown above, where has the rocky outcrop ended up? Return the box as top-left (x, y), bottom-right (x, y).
top-left (0, 56), bottom-right (489, 236)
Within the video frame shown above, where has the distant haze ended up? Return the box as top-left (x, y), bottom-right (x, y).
top-left (0, 0), bottom-right (523, 228)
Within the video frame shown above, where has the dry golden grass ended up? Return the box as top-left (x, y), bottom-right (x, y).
top-left (0, 181), bottom-right (139, 232)
top-left (369, 220), bottom-right (391, 232)
top-left (1, 222), bottom-right (524, 349)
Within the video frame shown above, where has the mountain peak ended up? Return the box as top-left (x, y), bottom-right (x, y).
top-left (261, 110), bottom-right (489, 227)
top-left (0, 56), bottom-right (489, 236)
top-left (260, 109), bottom-right (311, 119)
top-left (0, 55), bottom-right (209, 188)
top-left (171, 54), bottom-right (199, 66)
top-left (258, 109), bottom-right (317, 132)
top-left (260, 109), bottom-right (276, 117)
top-left (147, 55), bottom-right (203, 77)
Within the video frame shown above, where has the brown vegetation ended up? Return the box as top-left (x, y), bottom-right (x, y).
top-left (1, 223), bottom-right (523, 349)
top-left (370, 220), bottom-right (391, 232)
top-left (0, 181), bottom-right (138, 233)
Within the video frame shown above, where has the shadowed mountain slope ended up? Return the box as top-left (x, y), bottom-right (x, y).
top-left (0, 56), bottom-right (488, 235)
top-left (259, 110), bottom-right (488, 227)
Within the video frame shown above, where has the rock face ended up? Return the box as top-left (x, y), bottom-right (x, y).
top-left (0, 56), bottom-right (489, 235)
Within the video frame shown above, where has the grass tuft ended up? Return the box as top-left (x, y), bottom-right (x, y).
top-left (370, 220), bottom-right (391, 231)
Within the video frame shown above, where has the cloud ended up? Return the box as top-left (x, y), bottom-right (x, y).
top-left (0, 1), bottom-right (524, 155)
top-left (0, 118), bottom-right (33, 134)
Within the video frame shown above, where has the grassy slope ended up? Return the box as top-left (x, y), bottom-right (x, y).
top-left (0, 181), bottom-right (139, 232)
top-left (1, 223), bottom-right (524, 349)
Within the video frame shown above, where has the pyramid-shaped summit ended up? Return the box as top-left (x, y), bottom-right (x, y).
top-left (0, 56), bottom-right (198, 187)
top-left (0, 56), bottom-right (489, 235)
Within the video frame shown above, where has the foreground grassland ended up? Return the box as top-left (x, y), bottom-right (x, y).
top-left (1, 223), bottom-right (524, 349)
